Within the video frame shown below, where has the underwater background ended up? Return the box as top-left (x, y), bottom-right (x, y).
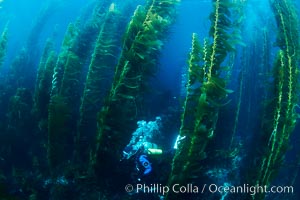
top-left (0, 0), bottom-right (300, 199)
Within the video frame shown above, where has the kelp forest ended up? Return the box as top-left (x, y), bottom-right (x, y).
top-left (0, 0), bottom-right (299, 200)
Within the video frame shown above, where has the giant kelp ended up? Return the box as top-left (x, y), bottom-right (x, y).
top-left (94, 0), bottom-right (179, 192)
top-left (0, 24), bottom-right (9, 133)
top-left (51, 23), bottom-right (78, 96)
top-left (47, 1), bottom-right (114, 173)
top-left (33, 39), bottom-right (57, 123)
top-left (0, 24), bottom-right (8, 68)
top-left (167, 33), bottom-right (204, 188)
top-left (247, 0), bottom-right (300, 199)
top-left (166, 1), bottom-right (239, 199)
top-left (47, 23), bottom-right (79, 173)
top-left (47, 94), bottom-right (72, 172)
top-left (76, 3), bottom-right (124, 168)
top-left (32, 43), bottom-right (57, 171)
top-left (26, 3), bottom-right (55, 62)
top-left (6, 88), bottom-right (35, 171)
top-left (6, 3), bottom-right (55, 91)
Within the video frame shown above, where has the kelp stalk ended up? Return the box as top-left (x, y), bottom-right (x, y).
top-left (94, 0), bottom-right (179, 191)
top-left (250, 0), bottom-right (299, 199)
top-left (76, 3), bottom-right (122, 169)
top-left (47, 0), bottom-right (116, 173)
top-left (0, 24), bottom-right (8, 68)
top-left (167, 1), bottom-right (238, 199)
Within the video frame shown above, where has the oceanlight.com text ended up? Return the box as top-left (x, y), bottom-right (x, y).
top-left (207, 183), bottom-right (293, 196)
top-left (124, 183), bottom-right (294, 196)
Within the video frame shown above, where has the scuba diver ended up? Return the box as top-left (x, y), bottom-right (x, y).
top-left (121, 116), bottom-right (186, 183)
top-left (121, 117), bottom-right (164, 183)
top-left (121, 116), bottom-right (185, 200)
top-left (122, 141), bottom-right (163, 182)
